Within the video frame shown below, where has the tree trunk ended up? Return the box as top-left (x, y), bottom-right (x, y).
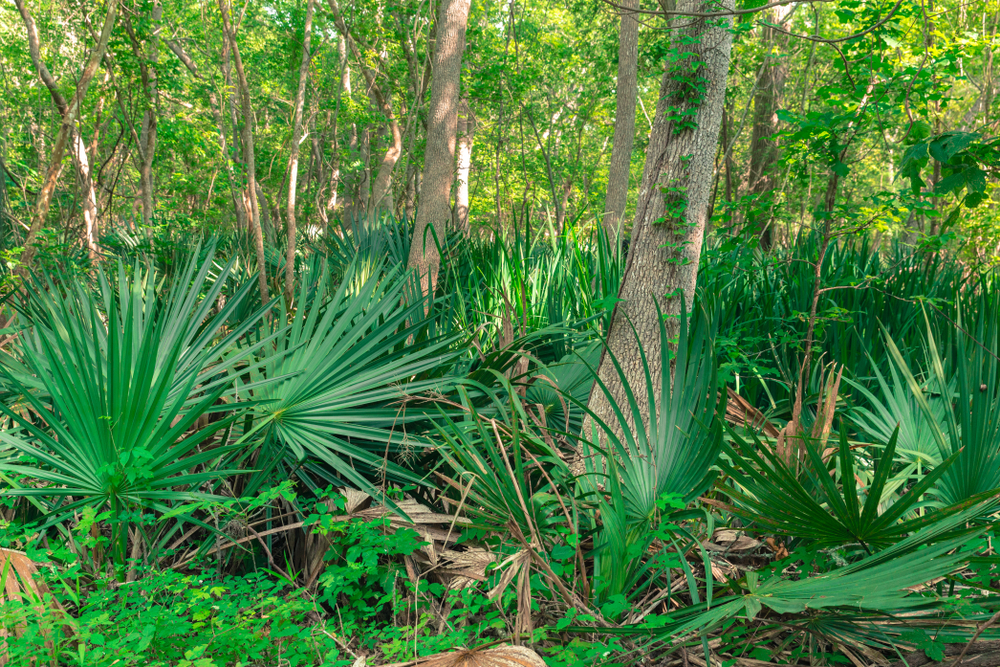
top-left (603, 0), bottom-right (639, 244)
top-left (407, 0), bottom-right (472, 294)
top-left (326, 0), bottom-right (403, 219)
top-left (15, 0), bottom-right (118, 274)
top-left (127, 0), bottom-right (162, 233)
top-left (142, 1), bottom-right (161, 231)
top-left (70, 129), bottom-right (100, 262)
top-left (453, 97), bottom-right (476, 235)
top-left (220, 37), bottom-right (248, 228)
top-left (166, 38), bottom-right (247, 229)
top-left (218, 0), bottom-right (269, 303)
top-left (285, 0), bottom-right (315, 303)
top-left (744, 9), bottom-right (790, 250)
top-left (402, 116), bottom-right (420, 222)
top-left (585, 0), bottom-right (734, 436)
top-left (557, 176), bottom-right (572, 234)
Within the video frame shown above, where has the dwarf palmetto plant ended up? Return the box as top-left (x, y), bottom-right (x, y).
top-left (0, 251), bottom-right (273, 569)
top-left (846, 347), bottom-right (948, 478)
top-left (434, 375), bottom-right (590, 627)
top-left (881, 298), bottom-right (1000, 507)
top-left (573, 301), bottom-right (725, 605)
top-left (580, 301), bottom-right (725, 520)
top-left (642, 498), bottom-right (998, 648)
top-left (439, 224), bottom-right (620, 366)
top-left (718, 425), bottom-right (997, 553)
top-left (435, 378), bottom-right (572, 542)
top-left (701, 234), bottom-right (969, 418)
top-left (236, 261), bottom-right (458, 502)
top-left (321, 213), bottom-right (413, 282)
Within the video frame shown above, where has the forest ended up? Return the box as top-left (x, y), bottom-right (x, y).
top-left (1, 0), bottom-right (1000, 664)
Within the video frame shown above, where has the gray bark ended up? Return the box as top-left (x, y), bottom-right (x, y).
top-left (15, 0), bottom-right (118, 272)
top-left (603, 0), bottom-right (639, 244)
top-left (745, 9), bottom-right (789, 250)
top-left (453, 97), bottom-right (476, 235)
top-left (285, 0), bottom-right (315, 303)
top-left (407, 0), bottom-right (472, 293)
top-left (70, 129), bottom-right (99, 261)
top-left (585, 0), bottom-right (734, 436)
top-left (218, 0), bottom-right (269, 303)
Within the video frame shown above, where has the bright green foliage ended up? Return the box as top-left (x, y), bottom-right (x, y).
top-left (721, 426), bottom-right (995, 551)
top-left (0, 566), bottom-right (341, 666)
top-left (581, 302), bottom-right (724, 516)
top-left (651, 501), bottom-right (996, 643)
top-left (240, 261), bottom-right (457, 499)
top-left (0, 251), bottom-right (269, 566)
top-left (882, 299), bottom-right (1000, 506)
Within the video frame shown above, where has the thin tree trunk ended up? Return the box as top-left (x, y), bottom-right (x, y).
top-left (585, 0), bottom-right (734, 436)
top-left (557, 176), bottom-right (572, 234)
top-left (326, 0), bottom-right (403, 218)
top-left (402, 116), bottom-right (420, 221)
top-left (407, 0), bottom-right (472, 294)
top-left (70, 130), bottom-right (100, 261)
top-left (15, 0), bottom-right (118, 273)
top-left (603, 0), bottom-right (639, 244)
top-left (322, 37), bottom-right (349, 228)
top-left (394, 11), bottom-right (430, 222)
top-left (141, 1), bottom-right (161, 231)
top-left (221, 32), bottom-right (250, 229)
top-left (166, 38), bottom-right (247, 229)
top-left (218, 0), bottom-right (269, 303)
top-left (453, 97), bottom-right (476, 235)
top-left (285, 0), bottom-right (315, 303)
top-left (745, 8), bottom-right (789, 250)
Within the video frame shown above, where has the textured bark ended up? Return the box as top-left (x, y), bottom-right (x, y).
top-left (285, 0), bottom-right (315, 303)
top-left (218, 0), bottom-right (269, 303)
top-left (453, 98), bottom-right (476, 235)
top-left (603, 0), bottom-right (639, 244)
top-left (585, 0), bottom-right (734, 436)
top-left (407, 0), bottom-right (472, 293)
top-left (70, 130), bottom-right (99, 261)
top-left (15, 0), bottom-right (117, 273)
top-left (124, 0), bottom-right (162, 233)
top-left (744, 9), bottom-right (789, 250)
top-left (368, 116), bottom-right (402, 215)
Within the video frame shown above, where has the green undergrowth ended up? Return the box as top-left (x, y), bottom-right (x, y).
top-left (0, 491), bottom-right (629, 667)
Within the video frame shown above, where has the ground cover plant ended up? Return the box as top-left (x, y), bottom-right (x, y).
top-left (2, 0), bottom-right (1000, 664)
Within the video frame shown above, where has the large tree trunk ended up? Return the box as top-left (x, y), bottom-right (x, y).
top-left (285, 0), bottom-right (315, 303)
top-left (15, 0), bottom-right (118, 274)
top-left (744, 8), bottom-right (790, 250)
top-left (218, 0), bottom-right (269, 303)
top-left (407, 0), bottom-right (472, 293)
top-left (602, 0), bottom-right (639, 244)
top-left (585, 0), bottom-right (734, 436)
top-left (453, 98), bottom-right (476, 235)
